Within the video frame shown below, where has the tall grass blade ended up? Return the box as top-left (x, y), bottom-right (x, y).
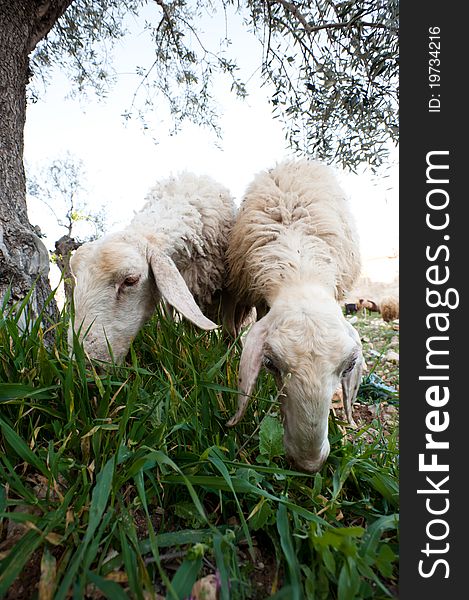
top-left (166, 551), bottom-right (203, 600)
top-left (0, 416), bottom-right (49, 477)
top-left (54, 457), bottom-right (115, 599)
top-left (87, 571), bottom-right (130, 600)
top-left (276, 504), bottom-right (302, 600)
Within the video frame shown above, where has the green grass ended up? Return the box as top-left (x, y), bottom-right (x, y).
top-left (0, 296), bottom-right (399, 599)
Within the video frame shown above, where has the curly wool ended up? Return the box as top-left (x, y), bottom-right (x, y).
top-left (379, 296), bottom-right (399, 322)
top-left (130, 171), bottom-right (236, 311)
top-left (226, 160), bottom-right (361, 308)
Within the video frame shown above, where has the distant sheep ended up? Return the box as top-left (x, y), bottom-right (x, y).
top-left (357, 298), bottom-right (380, 313)
top-left (379, 296), bottom-right (400, 322)
top-left (69, 172), bottom-right (236, 362)
top-left (345, 302), bottom-right (358, 315)
top-left (225, 159), bottom-right (364, 473)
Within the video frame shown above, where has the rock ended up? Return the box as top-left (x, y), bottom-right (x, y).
top-left (191, 574), bottom-right (219, 600)
top-left (386, 350), bottom-right (399, 363)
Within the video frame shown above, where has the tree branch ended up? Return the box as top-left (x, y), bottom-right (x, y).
top-left (269, 0), bottom-right (398, 35)
top-left (153, 0), bottom-right (184, 53)
top-left (28, 0), bottom-right (75, 52)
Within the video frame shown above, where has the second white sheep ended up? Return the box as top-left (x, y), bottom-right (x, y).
top-left (225, 159), bottom-right (363, 473)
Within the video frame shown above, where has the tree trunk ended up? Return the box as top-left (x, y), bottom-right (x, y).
top-left (0, 0), bottom-right (73, 323)
top-left (54, 234), bottom-right (81, 301)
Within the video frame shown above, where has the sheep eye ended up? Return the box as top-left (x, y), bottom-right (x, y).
top-left (263, 355), bottom-right (280, 374)
top-left (116, 275), bottom-right (141, 296)
top-left (123, 275), bottom-right (140, 287)
top-left (342, 357), bottom-right (357, 376)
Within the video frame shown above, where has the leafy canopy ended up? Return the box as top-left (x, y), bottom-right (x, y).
top-left (30, 0), bottom-right (398, 171)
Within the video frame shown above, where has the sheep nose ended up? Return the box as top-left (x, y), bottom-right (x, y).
top-left (82, 336), bottom-right (107, 360)
top-left (286, 440), bottom-right (330, 474)
top-left (288, 454), bottom-right (328, 474)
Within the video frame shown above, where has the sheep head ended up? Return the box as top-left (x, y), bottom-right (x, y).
top-left (227, 288), bottom-right (362, 473)
top-left (69, 232), bottom-right (217, 363)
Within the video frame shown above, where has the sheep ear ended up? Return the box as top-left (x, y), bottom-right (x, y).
top-left (341, 320), bottom-right (364, 426)
top-left (226, 317), bottom-right (268, 427)
top-left (341, 347), bottom-right (363, 427)
top-left (149, 250), bottom-right (218, 330)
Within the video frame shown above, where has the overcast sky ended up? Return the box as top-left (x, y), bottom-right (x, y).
top-left (24, 4), bottom-right (398, 285)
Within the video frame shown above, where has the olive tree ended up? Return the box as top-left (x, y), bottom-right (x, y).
top-left (0, 0), bottom-right (398, 314)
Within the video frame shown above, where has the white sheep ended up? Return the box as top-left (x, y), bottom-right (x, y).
top-left (225, 159), bottom-right (363, 473)
top-left (69, 172), bottom-right (236, 362)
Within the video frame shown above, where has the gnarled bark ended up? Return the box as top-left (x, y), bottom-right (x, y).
top-left (0, 0), bottom-right (73, 320)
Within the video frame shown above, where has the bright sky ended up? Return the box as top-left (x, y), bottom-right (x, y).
top-left (24, 4), bottom-right (398, 286)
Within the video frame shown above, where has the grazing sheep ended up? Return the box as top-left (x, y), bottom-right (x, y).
top-left (357, 298), bottom-right (380, 313)
top-left (69, 172), bottom-right (236, 362)
top-left (344, 302), bottom-right (358, 315)
top-left (379, 296), bottom-right (400, 322)
top-left (225, 159), bottom-right (363, 473)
